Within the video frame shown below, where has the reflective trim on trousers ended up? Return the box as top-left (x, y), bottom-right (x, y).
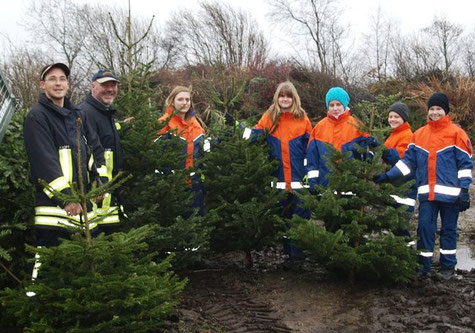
top-left (419, 251), bottom-right (433, 257)
top-left (418, 184), bottom-right (461, 196)
top-left (390, 195), bottom-right (416, 206)
top-left (440, 248), bottom-right (457, 255)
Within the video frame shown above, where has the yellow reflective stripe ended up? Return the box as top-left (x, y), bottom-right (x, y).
top-left (88, 155), bottom-right (94, 171)
top-left (96, 206), bottom-right (118, 215)
top-left (115, 121), bottom-right (121, 130)
top-left (97, 165), bottom-right (108, 178)
top-left (59, 148), bottom-right (73, 182)
top-left (102, 192), bottom-right (112, 209)
top-left (43, 176), bottom-right (69, 198)
top-left (99, 214), bottom-right (120, 224)
top-left (104, 150), bottom-right (114, 181)
top-left (35, 206), bottom-right (98, 226)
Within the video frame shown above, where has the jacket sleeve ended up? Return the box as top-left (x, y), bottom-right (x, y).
top-left (306, 134), bottom-right (320, 189)
top-left (24, 112), bottom-right (71, 206)
top-left (243, 114), bottom-right (267, 141)
top-left (78, 111), bottom-right (108, 182)
top-left (386, 143), bottom-right (416, 181)
top-left (455, 130), bottom-right (473, 189)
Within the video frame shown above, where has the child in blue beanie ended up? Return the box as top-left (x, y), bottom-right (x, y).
top-left (306, 87), bottom-right (371, 188)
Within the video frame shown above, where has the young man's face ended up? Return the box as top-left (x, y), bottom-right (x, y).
top-left (39, 67), bottom-right (69, 105)
top-left (328, 100), bottom-right (345, 118)
top-left (91, 81), bottom-right (118, 106)
top-left (428, 106), bottom-right (445, 121)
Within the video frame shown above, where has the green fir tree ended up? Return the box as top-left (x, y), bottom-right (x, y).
top-left (201, 127), bottom-right (286, 264)
top-left (117, 68), bottom-right (211, 269)
top-left (290, 144), bottom-right (419, 283)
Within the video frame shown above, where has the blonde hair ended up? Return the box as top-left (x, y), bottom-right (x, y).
top-left (165, 85), bottom-right (194, 119)
top-left (267, 81), bottom-right (306, 123)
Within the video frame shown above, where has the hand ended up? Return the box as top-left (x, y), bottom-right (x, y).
top-left (373, 173), bottom-right (388, 184)
top-left (92, 194), bottom-right (105, 203)
top-left (64, 203), bottom-right (82, 216)
top-left (457, 189), bottom-right (470, 212)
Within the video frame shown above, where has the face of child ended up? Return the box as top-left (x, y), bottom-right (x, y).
top-left (173, 92), bottom-right (191, 114)
top-left (328, 100), bottom-right (345, 118)
top-left (428, 106), bottom-right (445, 121)
top-left (278, 92), bottom-right (293, 111)
top-left (388, 111), bottom-right (404, 129)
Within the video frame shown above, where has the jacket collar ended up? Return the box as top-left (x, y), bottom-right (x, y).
top-left (391, 121), bottom-right (411, 134)
top-left (427, 114), bottom-right (451, 130)
top-left (38, 93), bottom-right (75, 117)
top-left (327, 109), bottom-right (351, 122)
top-left (86, 93), bottom-right (116, 115)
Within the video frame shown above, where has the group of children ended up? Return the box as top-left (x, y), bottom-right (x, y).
top-left (159, 82), bottom-right (472, 279)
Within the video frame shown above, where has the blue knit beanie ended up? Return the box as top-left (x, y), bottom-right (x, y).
top-left (326, 87), bottom-right (349, 110)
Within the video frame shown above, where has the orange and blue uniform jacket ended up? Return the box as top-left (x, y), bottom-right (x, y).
top-left (158, 107), bottom-right (206, 170)
top-left (306, 110), bottom-right (369, 188)
top-left (383, 121), bottom-right (417, 208)
top-left (243, 111), bottom-right (312, 191)
top-left (386, 115), bottom-right (473, 203)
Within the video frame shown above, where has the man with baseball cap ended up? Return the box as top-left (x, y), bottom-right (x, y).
top-left (24, 62), bottom-right (108, 250)
top-left (78, 69), bottom-right (124, 233)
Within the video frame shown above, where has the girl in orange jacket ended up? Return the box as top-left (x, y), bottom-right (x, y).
top-left (157, 86), bottom-right (206, 215)
top-left (244, 81), bottom-right (312, 219)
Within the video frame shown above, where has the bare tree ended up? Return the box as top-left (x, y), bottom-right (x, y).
top-left (463, 29), bottom-right (475, 78)
top-left (268, 0), bottom-right (349, 77)
top-left (1, 46), bottom-right (48, 109)
top-left (423, 17), bottom-right (463, 74)
top-left (165, 1), bottom-right (268, 69)
top-left (362, 5), bottom-right (394, 82)
top-left (25, 0), bottom-right (92, 97)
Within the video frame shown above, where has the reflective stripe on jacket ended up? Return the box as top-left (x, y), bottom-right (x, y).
top-left (387, 115), bottom-right (473, 203)
top-left (306, 110), bottom-right (369, 188)
top-left (24, 94), bottom-right (107, 231)
top-left (245, 111), bottom-right (312, 191)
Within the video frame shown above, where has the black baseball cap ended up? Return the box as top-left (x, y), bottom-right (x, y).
top-left (40, 63), bottom-right (70, 80)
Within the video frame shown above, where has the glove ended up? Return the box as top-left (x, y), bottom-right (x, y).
top-left (366, 136), bottom-right (380, 148)
top-left (225, 112), bottom-right (235, 126)
top-left (373, 173), bottom-right (388, 184)
top-left (457, 188), bottom-right (470, 212)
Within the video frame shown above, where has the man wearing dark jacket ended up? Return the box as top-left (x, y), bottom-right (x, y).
top-left (24, 63), bottom-right (108, 248)
top-left (78, 69), bottom-right (123, 233)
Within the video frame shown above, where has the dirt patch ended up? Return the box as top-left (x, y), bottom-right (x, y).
top-left (164, 266), bottom-right (474, 332)
top-left (163, 187), bottom-right (475, 332)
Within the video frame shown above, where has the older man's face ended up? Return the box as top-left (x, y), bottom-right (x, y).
top-left (91, 81), bottom-right (118, 106)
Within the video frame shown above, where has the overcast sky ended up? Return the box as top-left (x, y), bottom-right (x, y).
top-left (1, 0), bottom-right (474, 56)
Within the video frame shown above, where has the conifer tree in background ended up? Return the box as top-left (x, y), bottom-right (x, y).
top-left (201, 128), bottom-right (286, 264)
top-left (0, 111), bottom-right (35, 333)
top-left (289, 145), bottom-right (419, 283)
top-left (117, 68), bottom-right (211, 269)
